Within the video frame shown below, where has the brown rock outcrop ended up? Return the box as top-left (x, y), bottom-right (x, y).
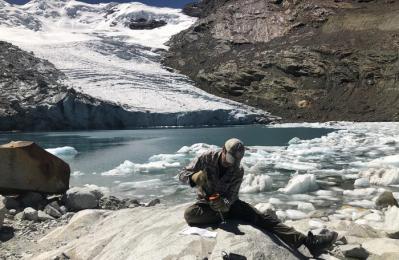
top-left (0, 141), bottom-right (70, 194)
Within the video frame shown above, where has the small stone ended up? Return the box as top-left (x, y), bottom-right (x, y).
top-left (375, 191), bottom-right (399, 209)
top-left (15, 211), bottom-right (24, 221)
top-left (59, 206), bottom-right (67, 215)
top-left (45, 204), bottom-right (62, 218)
top-left (146, 198), bottom-right (160, 207)
top-left (99, 196), bottom-right (126, 210)
top-left (339, 244), bottom-right (369, 259)
top-left (23, 207), bottom-right (39, 221)
top-left (38, 210), bottom-right (55, 221)
top-left (8, 209), bottom-right (17, 215)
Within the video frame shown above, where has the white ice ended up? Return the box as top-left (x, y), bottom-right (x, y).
top-left (279, 174), bottom-right (318, 194)
top-left (46, 146), bottom-right (78, 159)
top-left (240, 174), bottom-right (272, 193)
top-left (101, 159), bottom-right (180, 176)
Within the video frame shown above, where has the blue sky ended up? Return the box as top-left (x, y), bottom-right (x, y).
top-left (5, 0), bottom-right (195, 8)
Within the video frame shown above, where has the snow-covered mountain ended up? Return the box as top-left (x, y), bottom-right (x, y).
top-left (0, 0), bottom-right (273, 129)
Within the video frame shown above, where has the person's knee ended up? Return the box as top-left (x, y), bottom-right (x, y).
top-left (184, 206), bottom-right (197, 225)
top-left (184, 204), bottom-right (219, 226)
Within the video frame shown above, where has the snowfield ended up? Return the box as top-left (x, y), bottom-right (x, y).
top-left (0, 0), bottom-right (268, 118)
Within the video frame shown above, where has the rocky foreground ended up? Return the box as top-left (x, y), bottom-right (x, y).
top-left (1, 187), bottom-right (399, 260)
top-left (165, 0), bottom-right (399, 122)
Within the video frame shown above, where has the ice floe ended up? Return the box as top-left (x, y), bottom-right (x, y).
top-left (360, 167), bottom-right (399, 186)
top-left (101, 160), bottom-right (180, 176)
top-left (279, 174), bottom-right (318, 194)
top-left (240, 174), bottom-right (272, 193)
top-left (46, 146), bottom-right (78, 159)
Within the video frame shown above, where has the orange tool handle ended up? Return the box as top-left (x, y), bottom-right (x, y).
top-left (209, 193), bottom-right (220, 201)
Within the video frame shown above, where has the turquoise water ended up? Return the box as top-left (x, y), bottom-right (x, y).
top-left (0, 126), bottom-right (332, 173)
top-left (0, 126), bottom-right (333, 204)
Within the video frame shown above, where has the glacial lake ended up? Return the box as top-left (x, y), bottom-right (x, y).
top-left (1, 123), bottom-right (398, 215)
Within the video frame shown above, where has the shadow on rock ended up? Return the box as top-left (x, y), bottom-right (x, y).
top-left (0, 226), bottom-right (15, 242)
top-left (218, 220), bottom-right (245, 236)
top-left (191, 219), bottom-right (309, 260)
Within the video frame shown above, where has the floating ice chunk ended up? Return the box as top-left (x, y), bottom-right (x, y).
top-left (298, 202), bottom-right (315, 212)
top-left (363, 212), bottom-right (383, 222)
top-left (240, 174), bottom-right (272, 193)
top-left (279, 174), bottom-right (318, 194)
top-left (348, 200), bottom-right (375, 209)
top-left (309, 220), bottom-right (326, 230)
top-left (101, 160), bottom-right (180, 176)
top-left (351, 210), bottom-right (371, 221)
top-left (269, 197), bottom-right (284, 205)
top-left (360, 167), bottom-right (399, 186)
top-left (274, 161), bottom-right (319, 171)
top-left (71, 171), bottom-right (85, 176)
top-left (83, 184), bottom-right (110, 197)
top-left (291, 194), bottom-right (315, 201)
top-left (343, 173), bottom-right (361, 180)
top-left (285, 210), bottom-right (308, 220)
top-left (118, 179), bottom-right (162, 190)
top-left (177, 143), bottom-right (219, 155)
top-left (276, 210), bottom-right (287, 220)
top-left (288, 137), bottom-right (301, 145)
top-left (46, 146), bottom-right (78, 159)
top-left (148, 153), bottom-right (185, 163)
top-left (314, 190), bottom-right (336, 197)
top-left (354, 178), bottom-right (370, 188)
top-left (343, 188), bottom-right (377, 197)
top-left (369, 155), bottom-right (399, 168)
top-left (383, 206), bottom-right (399, 231)
top-left (255, 203), bottom-right (275, 214)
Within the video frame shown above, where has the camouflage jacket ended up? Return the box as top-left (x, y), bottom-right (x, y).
top-left (179, 149), bottom-right (244, 205)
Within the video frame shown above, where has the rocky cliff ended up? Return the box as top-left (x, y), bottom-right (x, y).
top-left (0, 41), bottom-right (268, 131)
top-left (164, 0), bottom-right (399, 122)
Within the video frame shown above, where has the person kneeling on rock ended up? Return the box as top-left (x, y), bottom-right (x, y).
top-left (179, 138), bottom-right (338, 258)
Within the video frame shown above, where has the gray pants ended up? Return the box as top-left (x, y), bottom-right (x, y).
top-left (184, 199), bottom-right (306, 248)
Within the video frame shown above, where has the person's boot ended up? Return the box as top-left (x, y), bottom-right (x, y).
top-left (304, 230), bottom-right (338, 257)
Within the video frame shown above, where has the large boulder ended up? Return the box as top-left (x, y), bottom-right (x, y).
top-left (0, 141), bottom-right (70, 194)
top-left (0, 195), bottom-right (5, 229)
top-left (30, 204), bottom-right (301, 260)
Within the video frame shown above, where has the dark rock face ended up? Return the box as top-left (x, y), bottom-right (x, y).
top-left (166, 0), bottom-right (399, 122)
top-left (128, 18), bottom-right (167, 30)
top-left (183, 0), bottom-right (230, 18)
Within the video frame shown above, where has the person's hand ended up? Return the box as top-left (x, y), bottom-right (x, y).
top-left (210, 196), bottom-right (230, 213)
top-left (191, 170), bottom-right (207, 187)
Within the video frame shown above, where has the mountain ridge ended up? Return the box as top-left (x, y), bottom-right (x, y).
top-left (165, 0), bottom-right (399, 122)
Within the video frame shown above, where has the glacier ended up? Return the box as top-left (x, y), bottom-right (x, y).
top-left (0, 0), bottom-right (273, 127)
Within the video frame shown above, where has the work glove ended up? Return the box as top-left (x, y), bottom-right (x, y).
top-left (209, 196), bottom-right (230, 213)
top-left (191, 170), bottom-right (207, 187)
